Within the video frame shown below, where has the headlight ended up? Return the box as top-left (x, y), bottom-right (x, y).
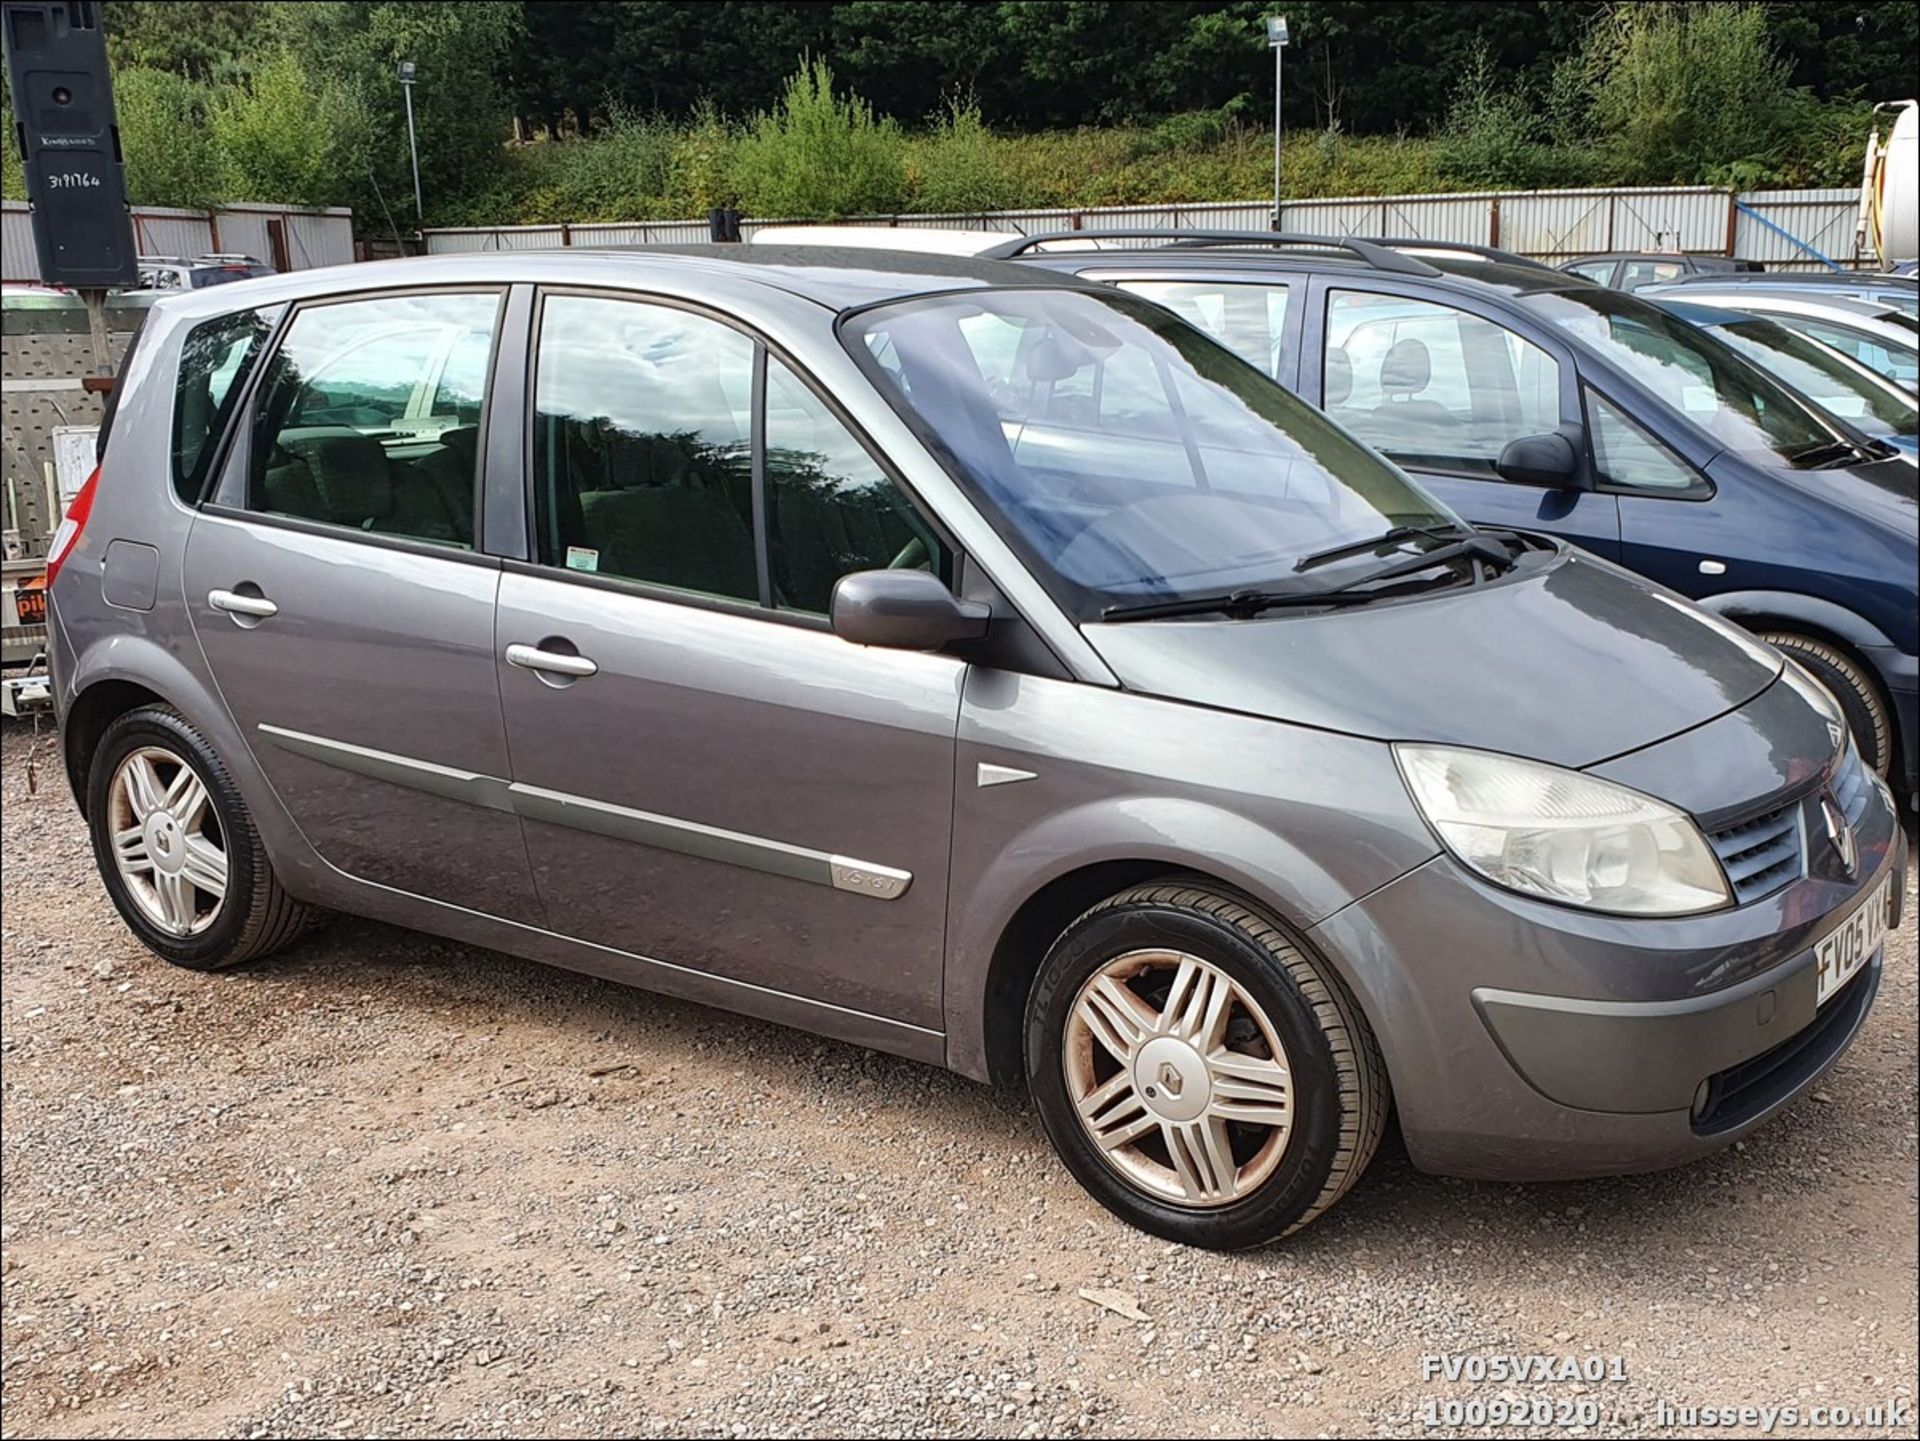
top-left (1396, 745), bottom-right (1731, 916)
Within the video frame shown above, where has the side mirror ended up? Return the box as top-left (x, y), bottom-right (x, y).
top-left (1496, 431), bottom-right (1588, 490)
top-left (830, 569), bottom-right (990, 650)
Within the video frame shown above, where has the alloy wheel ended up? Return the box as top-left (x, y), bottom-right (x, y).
top-left (1063, 948), bottom-right (1294, 1208)
top-left (106, 746), bottom-right (228, 938)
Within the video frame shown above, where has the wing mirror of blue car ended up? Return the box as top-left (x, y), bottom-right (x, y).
top-left (830, 569), bottom-right (991, 650)
top-left (1496, 430), bottom-right (1589, 490)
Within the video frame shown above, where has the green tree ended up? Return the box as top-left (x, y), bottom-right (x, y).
top-left (1586, 2), bottom-right (1799, 184)
top-left (211, 53), bottom-right (367, 207)
top-left (267, 2), bottom-right (521, 222)
top-left (731, 60), bottom-right (908, 218)
top-left (102, 0), bottom-right (270, 85)
top-left (112, 67), bottom-right (221, 208)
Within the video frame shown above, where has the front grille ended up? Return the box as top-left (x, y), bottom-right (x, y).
top-left (1692, 965), bottom-right (1875, 1135)
top-left (1708, 803), bottom-right (1803, 905)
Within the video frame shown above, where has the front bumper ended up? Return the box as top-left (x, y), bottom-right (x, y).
top-left (1310, 775), bottom-right (1907, 1182)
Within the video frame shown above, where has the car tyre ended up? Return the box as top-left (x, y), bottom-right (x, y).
top-left (1024, 878), bottom-right (1387, 1249)
top-left (87, 705), bottom-right (319, 971)
top-left (1762, 632), bottom-right (1893, 779)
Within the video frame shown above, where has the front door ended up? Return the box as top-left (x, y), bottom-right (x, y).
top-left (185, 287), bottom-right (543, 922)
top-left (1315, 285), bottom-right (1622, 558)
top-left (494, 291), bottom-right (964, 1030)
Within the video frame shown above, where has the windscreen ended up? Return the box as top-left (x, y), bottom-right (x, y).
top-left (843, 288), bottom-right (1460, 617)
top-left (1713, 317), bottom-right (1917, 442)
top-left (1525, 287), bottom-right (1845, 466)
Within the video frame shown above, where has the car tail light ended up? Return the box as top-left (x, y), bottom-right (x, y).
top-left (44, 464), bottom-right (100, 588)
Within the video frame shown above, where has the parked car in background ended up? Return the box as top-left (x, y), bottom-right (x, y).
top-left (928, 230), bottom-right (1918, 796)
top-left (43, 249), bottom-right (1905, 1249)
top-left (1650, 269), bottom-right (1920, 316)
top-left (1637, 284), bottom-right (1919, 394)
top-left (1558, 252), bottom-right (1765, 291)
top-left (134, 255), bottom-right (277, 291)
top-left (1656, 300), bottom-right (1918, 457)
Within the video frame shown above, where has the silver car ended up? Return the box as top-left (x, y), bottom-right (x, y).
top-left (44, 249), bottom-right (1907, 1249)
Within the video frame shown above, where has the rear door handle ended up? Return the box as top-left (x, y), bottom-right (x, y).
top-left (505, 643), bottom-right (598, 678)
top-left (208, 588), bottom-right (278, 619)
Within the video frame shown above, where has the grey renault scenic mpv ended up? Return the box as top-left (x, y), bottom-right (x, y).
top-left (46, 248), bottom-right (1907, 1249)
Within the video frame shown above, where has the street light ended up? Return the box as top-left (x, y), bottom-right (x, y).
top-left (1266, 15), bottom-right (1290, 229)
top-left (396, 60), bottom-right (423, 224)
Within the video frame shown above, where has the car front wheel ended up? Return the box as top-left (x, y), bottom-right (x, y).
top-left (1762, 632), bottom-right (1894, 780)
top-left (1024, 879), bottom-right (1388, 1249)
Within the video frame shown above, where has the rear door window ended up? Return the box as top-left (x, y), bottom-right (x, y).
top-left (244, 291), bottom-right (502, 548)
top-left (1620, 260), bottom-right (1687, 290)
top-left (173, 306), bottom-right (283, 504)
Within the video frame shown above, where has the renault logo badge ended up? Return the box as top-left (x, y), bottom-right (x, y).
top-left (1821, 795), bottom-right (1858, 878)
top-left (1156, 1061), bottom-right (1184, 1098)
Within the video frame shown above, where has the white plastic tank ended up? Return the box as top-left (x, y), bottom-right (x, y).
top-left (1876, 100), bottom-right (1918, 264)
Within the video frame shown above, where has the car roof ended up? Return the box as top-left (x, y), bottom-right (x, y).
top-left (1663, 270), bottom-right (1915, 291)
top-left (1639, 286), bottom-right (1904, 320)
top-left (1024, 244), bottom-right (1584, 298)
top-left (140, 245), bottom-right (1098, 325)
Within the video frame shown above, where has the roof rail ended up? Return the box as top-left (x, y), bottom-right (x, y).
top-left (1336, 237), bottom-right (1558, 272)
top-left (978, 228), bottom-right (1442, 276)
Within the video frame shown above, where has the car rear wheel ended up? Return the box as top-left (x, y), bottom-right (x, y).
top-left (1762, 632), bottom-right (1894, 779)
top-left (87, 705), bottom-right (318, 971)
top-left (1024, 879), bottom-right (1387, 1249)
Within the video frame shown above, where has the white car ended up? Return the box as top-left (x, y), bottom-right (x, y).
top-left (1640, 286), bottom-right (1919, 394)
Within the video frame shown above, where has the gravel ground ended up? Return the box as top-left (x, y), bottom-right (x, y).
top-left (2, 715), bottom-right (1915, 1440)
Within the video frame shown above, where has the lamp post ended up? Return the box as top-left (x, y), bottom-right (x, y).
top-left (397, 60), bottom-right (423, 223)
top-left (1266, 16), bottom-right (1290, 229)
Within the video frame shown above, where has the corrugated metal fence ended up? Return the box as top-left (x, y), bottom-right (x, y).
top-left (421, 186), bottom-right (1872, 270)
top-left (1, 201), bottom-right (355, 281)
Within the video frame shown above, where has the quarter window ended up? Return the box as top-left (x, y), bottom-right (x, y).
top-left (1119, 281), bottom-right (1291, 379)
top-left (532, 295), bottom-right (758, 601)
top-left (1620, 260), bottom-right (1686, 290)
top-left (174, 305), bottom-right (282, 504)
top-left (246, 292), bottom-right (500, 548)
top-left (764, 358), bottom-right (946, 614)
top-left (1324, 290), bottom-right (1562, 475)
top-left (1587, 391), bottom-right (1700, 491)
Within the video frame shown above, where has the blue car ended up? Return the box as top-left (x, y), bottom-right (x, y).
top-left (988, 233), bottom-right (1920, 801)
top-left (1658, 300), bottom-right (1919, 458)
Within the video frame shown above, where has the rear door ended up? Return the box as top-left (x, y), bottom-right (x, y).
top-left (183, 286), bottom-right (543, 922)
top-left (491, 290), bottom-right (963, 1033)
top-left (1305, 279), bottom-right (1621, 557)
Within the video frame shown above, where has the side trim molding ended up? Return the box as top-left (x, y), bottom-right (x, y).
top-left (256, 724), bottom-right (913, 900)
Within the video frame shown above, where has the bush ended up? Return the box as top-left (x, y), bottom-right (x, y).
top-left (666, 100), bottom-right (742, 214)
top-left (906, 100), bottom-right (1019, 213)
top-left (210, 53), bottom-right (365, 208)
top-left (1432, 43), bottom-right (1601, 191)
top-left (113, 67), bottom-right (221, 208)
top-left (731, 61), bottom-right (909, 219)
top-left (1586, 3), bottom-right (1797, 184)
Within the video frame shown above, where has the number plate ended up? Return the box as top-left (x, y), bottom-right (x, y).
top-left (1815, 875), bottom-right (1891, 1007)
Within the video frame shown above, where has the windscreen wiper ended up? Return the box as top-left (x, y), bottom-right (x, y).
top-left (1292, 522), bottom-right (1471, 573)
top-left (1101, 536), bottom-right (1511, 623)
top-left (1786, 439), bottom-right (1869, 469)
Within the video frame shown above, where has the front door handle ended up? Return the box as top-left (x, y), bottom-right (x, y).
top-left (505, 643), bottom-right (598, 679)
top-left (208, 588), bottom-right (278, 619)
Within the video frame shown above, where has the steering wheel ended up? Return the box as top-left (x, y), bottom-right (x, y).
top-left (888, 536), bottom-right (929, 571)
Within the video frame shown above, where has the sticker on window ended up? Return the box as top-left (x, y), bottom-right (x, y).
top-left (565, 546), bottom-right (599, 573)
